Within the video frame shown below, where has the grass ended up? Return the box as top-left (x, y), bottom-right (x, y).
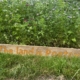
top-left (0, 53), bottom-right (80, 80)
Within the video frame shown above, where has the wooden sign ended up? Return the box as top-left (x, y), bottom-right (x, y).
top-left (0, 44), bottom-right (80, 57)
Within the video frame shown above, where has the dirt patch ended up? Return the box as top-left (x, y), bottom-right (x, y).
top-left (5, 75), bottom-right (66, 80)
top-left (36, 75), bottom-right (66, 80)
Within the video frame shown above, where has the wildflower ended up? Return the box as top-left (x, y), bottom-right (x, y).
top-left (67, 16), bottom-right (72, 19)
top-left (78, 7), bottom-right (80, 10)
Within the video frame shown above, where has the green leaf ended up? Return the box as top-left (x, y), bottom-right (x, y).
top-left (68, 31), bottom-right (73, 34)
top-left (72, 38), bottom-right (76, 42)
top-left (63, 40), bottom-right (66, 45)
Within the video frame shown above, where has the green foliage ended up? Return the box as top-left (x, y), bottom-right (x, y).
top-left (0, 0), bottom-right (80, 48)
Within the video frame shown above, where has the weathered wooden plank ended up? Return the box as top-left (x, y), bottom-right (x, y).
top-left (0, 44), bottom-right (80, 57)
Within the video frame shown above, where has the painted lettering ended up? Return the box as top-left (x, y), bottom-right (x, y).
top-left (8, 49), bottom-right (13, 54)
top-left (46, 49), bottom-right (51, 56)
top-left (36, 49), bottom-right (42, 56)
top-left (24, 50), bottom-right (29, 54)
top-left (29, 47), bottom-right (34, 54)
top-left (0, 46), bottom-right (2, 51)
top-left (51, 51), bottom-right (57, 56)
top-left (63, 51), bottom-right (68, 55)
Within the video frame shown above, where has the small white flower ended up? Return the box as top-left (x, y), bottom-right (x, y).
top-left (76, 12), bottom-right (79, 15)
top-left (78, 7), bottom-right (80, 10)
top-left (0, 0), bottom-right (3, 2)
top-left (73, 8), bottom-right (75, 10)
top-left (3, 9), bottom-right (7, 12)
top-left (5, 15), bottom-right (8, 17)
top-left (68, 16), bottom-right (72, 18)
top-left (52, 8), bottom-right (55, 11)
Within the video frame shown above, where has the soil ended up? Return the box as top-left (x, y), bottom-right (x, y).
top-left (6, 75), bottom-right (66, 80)
top-left (36, 75), bottom-right (66, 80)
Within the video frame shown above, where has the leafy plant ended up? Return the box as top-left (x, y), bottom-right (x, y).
top-left (0, 0), bottom-right (80, 48)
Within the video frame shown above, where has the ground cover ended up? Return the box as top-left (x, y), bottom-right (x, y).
top-left (0, 53), bottom-right (80, 80)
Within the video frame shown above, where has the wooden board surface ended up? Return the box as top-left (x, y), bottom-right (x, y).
top-left (0, 44), bottom-right (80, 57)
